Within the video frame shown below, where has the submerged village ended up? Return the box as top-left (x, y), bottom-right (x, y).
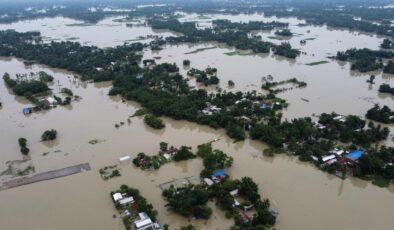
top-left (0, 1), bottom-right (394, 230)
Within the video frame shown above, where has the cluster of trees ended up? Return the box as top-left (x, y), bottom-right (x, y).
top-left (213, 19), bottom-right (288, 32)
top-left (251, 112), bottom-right (389, 161)
top-left (0, 30), bottom-right (143, 82)
top-left (187, 67), bottom-right (219, 86)
top-left (379, 83), bottom-right (394, 95)
top-left (111, 185), bottom-right (157, 229)
top-left (3, 72), bottom-right (50, 97)
top-left (162, 185), bottom-right (212, 219)
top-left (133, 143), bottom-right (195, 170)
top-left (366, 104), bottom-right (394, 124)
top-left (275, 29), bottom-right (293, 37)
top-left (381, 39), bottom-right (394, 49)
top-left (38, 71), bottom-right (54, 83)
top-left (173, 146), bottom-right (196, 162)
top-left (261, 77), bottom-right (307, 94)
top-left (18, 138), bottom-right (29, 155)
top-left (144, 114), bottom-right (165, 129)
top-left (336, 48), bottom-right (394, 73)
top-left (149, 18), bottom-right (300, 59)
top-left (41, 129), bottom-right (57, 141)
top-left (354, 146), bottom-right (394, 184)
top-left (197, 143), bottom-right (234, 178)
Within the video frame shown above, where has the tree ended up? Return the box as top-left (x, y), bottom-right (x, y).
top-left (160, 142), bottom-right (168, 151)
top-left (41, 129), bottom-right (58, 141)
top-left (173, 146), bottom-right (196, 161)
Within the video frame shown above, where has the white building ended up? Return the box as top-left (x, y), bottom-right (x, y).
top-left (112, 193), bottom-right (123, 202)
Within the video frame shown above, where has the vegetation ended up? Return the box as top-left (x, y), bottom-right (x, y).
top-left (379, 83), bottom-right (394, 95)
top-left (173, 146), bottom-right (196, 162)
top-left (41, 129), bottom-right (58, 141)
top-left (3, 72), bottom-right (50, 96)
top-left (366, 104), bottom-right (394, 124)
top-left (353, 146), bottom-right (394, 186)
top-left (133, 143), bottom-right (194, 170)
top-left (275, 29), bottom-right (293, 37)
top-left (38, 71), bottom-right (54, 83)
top-left (18, 137), bottom-right (29, 155)
top-left (183, 59), bottom-right (190, 66)
top-left (99, 165), bottom-right (121, 180)
top-left (187, 67), bottom-right (219, 86)
top-left (144, 114), bottom-right (165, 129)
top-left (61, 88), bottom-right (73, 96)
top-left (163, 185), bottom-right (212, 219)
top-left (336, 48), bottom-right (394, 73)
top-left (381, 39), bottom-right (394, 49)
top-left (262, 78), bottom-right (307, 94)
top-left (306, 61), bottom-right (329, 66)
top-left (149, 18), bottom-right (299, 59)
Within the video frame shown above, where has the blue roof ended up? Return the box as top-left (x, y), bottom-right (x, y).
top-left (212, 170), bottom-right (225, 177)
top-left (23, 108), bottom-right (30, 113)
top-left (346, 150), bottom-right (363, 161)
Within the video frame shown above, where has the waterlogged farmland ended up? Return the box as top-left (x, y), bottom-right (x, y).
top-left (0, 7), bottom-right (394, 230)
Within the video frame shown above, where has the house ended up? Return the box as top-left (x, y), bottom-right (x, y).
top-left (136, 73), bottom-right (144, 81)
top-left (119, 155), bottom-right (131, 164)
top-left (201, 102), bottom-right (221, 115)
top-left (96, 67), bottom-right (104, 71)
top-left (330, 148), bottom-right (345, 156)
top-left (322, 154), bottom-right (336, 163)
top-left (333, 115), bottom-right (346, 122)
top-left (203, 178), bottom-right (214, 186)
top-left (337, 150), bottom-right (364, 167)
top-left (134, 212), bottom-right (162, 230)
top-left (118, 196), bottom-right (134, 205)
top-left (211, 169), bottom-right (226, 183)
top-left (112, 192), bottom-right (123, 202)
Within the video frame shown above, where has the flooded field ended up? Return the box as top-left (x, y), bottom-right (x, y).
top-left (0, 16), bottom-right (177, 47)
top-left (0, 12), bottom-right (394, 230)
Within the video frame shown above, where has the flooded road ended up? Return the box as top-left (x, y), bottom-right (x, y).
top-left (0, 12), bottom-right (394, 230)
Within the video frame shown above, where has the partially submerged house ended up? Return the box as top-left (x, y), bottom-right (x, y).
top-left (211, 169), bottom-right (227, 183)
top-left (134, 212), bottom-right (162, 230)
top-left (338, 150), bottom-right (364, 167)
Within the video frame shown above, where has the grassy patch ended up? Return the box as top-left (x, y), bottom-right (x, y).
top-left (185, 46), bottom-right (216, 54)
top-left (268, 36), bottom-right (286, 41)
top-left (372, 175), bottom-right (390, 188)
top-left (263, 147), bottom-right (285, 156)
top-left (224, 50), bottom-right (254, 56)
top-left (305, 61), bottom-right (329, 66)
top-left (131, 108), bottom-right (149, 117)
top-left (304, 37), bottom-right (316, 41)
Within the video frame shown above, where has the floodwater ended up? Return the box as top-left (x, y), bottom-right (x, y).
top-left (0, 13), bottom-right (394, 230)
top-left (0, 16), bottom-right (177, 47)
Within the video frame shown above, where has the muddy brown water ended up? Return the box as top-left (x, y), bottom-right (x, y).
top-left (0, 13), bottom-right (394, 230)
